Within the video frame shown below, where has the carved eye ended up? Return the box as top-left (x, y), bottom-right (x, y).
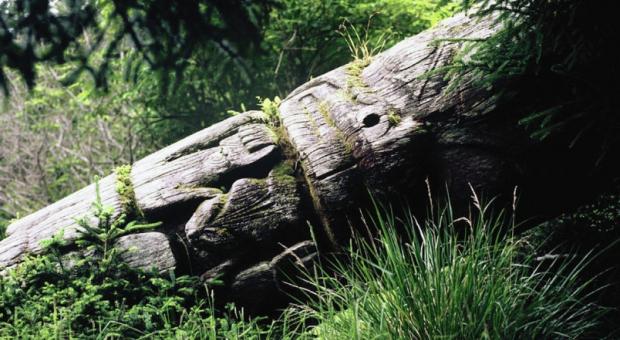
top-left (362, 113), bottom-right (380, 127)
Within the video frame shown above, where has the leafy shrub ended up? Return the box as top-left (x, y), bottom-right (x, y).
top-left (283, 198), bottom-right (605, 339)
top-left (0, 183), bottom-right (260, 339)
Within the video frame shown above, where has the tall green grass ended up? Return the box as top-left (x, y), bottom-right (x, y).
top-left (0, 194), bottom-right (607, 339)
top-left (283, 197), bottom-right (605, 339)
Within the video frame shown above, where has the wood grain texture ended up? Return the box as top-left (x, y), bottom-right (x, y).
top-left (0, 174), bottom-right (121, 269)
top-left (278, 11), bottom-right (503, 239)
top-left (133, 113), bottom-right (279, 214)
top-left (115, 232), bottom-right (177, 273)
top-left (185, 166), bottom-right (305, 268)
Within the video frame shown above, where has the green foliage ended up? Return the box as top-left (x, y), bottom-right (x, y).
top-left (266, 0), bottom-right (457, 94)
top-left (75, 180), bottom-right (161, 266)
top-left (260, 96), bottom-right (282, 126)
top-left (0, 182), bottom-right (300, 339)
top-left (0, 63), bottom-right (157, 215)
top-left (449, 0), bottom-right (619, 164)
top-left (281, 198), bottom-right (605, 339)
top-left (0, 180), bottom-right (275, 338)
top-left (3, 2), bottom-right (617, 337)
top-left (524, 193), bottom-right (620, 337)
top-left (0, 0), bottom-right (276, 94)
top-left (387, 109), bottom-right (401, 126)
top-left (340, 20), bottom-right (385, 70)
top-left (1, 187), bottom-right (613, 337)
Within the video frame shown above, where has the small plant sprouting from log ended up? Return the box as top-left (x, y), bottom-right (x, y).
top-left (340, 19), bottom-right (387, 93)
top-left (259, 96), bottom-right (282, 127)
top-left (387, 109), bottom-right (401, 126)
top-left (260, 96), bottom-right (286, 144)
top-left (77, 180), bottom-right (161, 268)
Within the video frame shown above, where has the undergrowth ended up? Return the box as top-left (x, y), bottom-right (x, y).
top-left (280, 196), bottom-right (606, 339)
top-left (0, 185), bottom-right (609, 338)
top-left (0, 182), bottom-right (268, 339)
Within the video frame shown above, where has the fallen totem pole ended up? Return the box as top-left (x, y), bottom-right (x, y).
top-left (1, 12), bottom-right (556, 312)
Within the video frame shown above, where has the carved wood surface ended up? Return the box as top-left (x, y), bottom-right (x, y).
top-left (0, 11), bottom-right (524, 312)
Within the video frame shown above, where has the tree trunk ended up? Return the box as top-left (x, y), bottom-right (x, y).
top-left (1, 12), bottom-right (526, 312)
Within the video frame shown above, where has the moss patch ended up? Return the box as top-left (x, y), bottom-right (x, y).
top-left (338, 89), bottom-right (356, 103)
top-left (387, 109), bottom-right (401, 126)
top-left (345, 57), bottom-right (372, 91)
top-left (303, 106), bottom-right (321, 138)
top-left (318, 101), bottom-right (336, 128)
top-left (114, 165), bottom-right (143, 219)
top-left (272, 162), bottom-right (294, 178)
top-left (270, 162), bottom-right (296, 186)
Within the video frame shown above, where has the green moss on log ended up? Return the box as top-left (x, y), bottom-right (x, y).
top-left (318, 101), bottom-right (336, 128)
top-left (271, 162), bottom-right (296, 186)
top-left (387, 109), bottom-right (401, 126)
top-left (345, 58), bottom-right (371, 90)
top-left (114, 165), bottom-right (143, 219)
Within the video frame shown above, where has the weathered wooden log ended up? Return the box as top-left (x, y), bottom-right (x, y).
top-left (0, 11), bottom-right (537, 312)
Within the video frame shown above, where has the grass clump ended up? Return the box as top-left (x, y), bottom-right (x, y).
top-left (284, 198), bottom-right (604, 339)
top-left (260, 96), bottom-right (288, 146)
top-left (340, 20), bottom-right (387, 93)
